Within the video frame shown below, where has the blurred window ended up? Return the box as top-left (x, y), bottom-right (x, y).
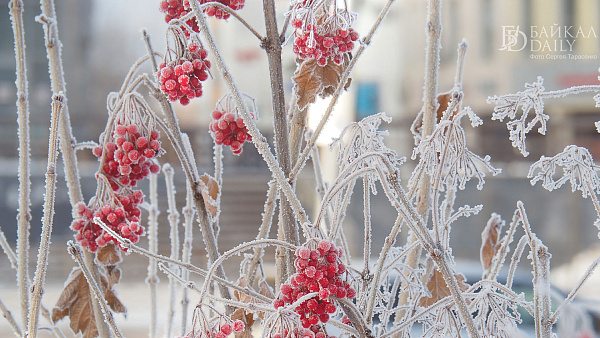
top-left (356, 82), bottom-right (379, 119)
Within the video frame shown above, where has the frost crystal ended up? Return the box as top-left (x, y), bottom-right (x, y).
top-left (411, 108), bottom-right (500, 190)
top-left (528, 145), bottom-right (600, 198)
top-left (487, 77), bottom-right (548, 157)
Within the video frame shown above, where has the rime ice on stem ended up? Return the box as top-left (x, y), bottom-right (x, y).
top-left (9, 0), bottom-right (32, 330)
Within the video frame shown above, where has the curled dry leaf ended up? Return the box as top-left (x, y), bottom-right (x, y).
top-left (418, 268), bottom-right (470, 307)
top-left (200, 173), bottom-right (220, 217)
top-left (480, 213), bottom-right (504, 274)
top-left (52, 267), bottom-right (126, 337)
top-left (96, 243), bottom-right (122, 266)
top-left (292, 56), bottom-right (351, 110)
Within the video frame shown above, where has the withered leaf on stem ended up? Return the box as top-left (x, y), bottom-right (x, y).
top-left (292, 56), bottom-right (351, 110)
top-left (52, 267), bottom-right (126, 337)
top-left (200, 173), bottom-right (220, 217)
top-left (96, 243), bottom-right (122, 266)
top-left (418, 268), bottom-right (470, 307)
top-left (480, 214), bottom-right (503, 272)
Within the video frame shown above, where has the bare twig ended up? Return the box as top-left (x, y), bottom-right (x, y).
top-left (67, 242), bottom-right (123, 338)
top-left (28, 94), bottom-right (63, 338)
top-left (9, 0), bottom-right (32, 329)
top-left (180, 180), bottom-right (195, 335)
top-left (146, 173), bottom-right (159, 338)
top-left (37, 0), bottom-right (109, 334)
top-left (0, 297), bottom-right (21, 337)
top-left (164, 164), bottom-right (181, 337)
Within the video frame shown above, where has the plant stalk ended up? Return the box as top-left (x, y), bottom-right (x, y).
top-left (28, 94), bottom-right (63, 338)
top-left (9, 0), bottom-right (32, 330)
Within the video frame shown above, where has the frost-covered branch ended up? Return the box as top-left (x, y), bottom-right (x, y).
top-left (28, 94), bottom-right (63, 338)
top-left (488, 77), bottom-right (600, 156)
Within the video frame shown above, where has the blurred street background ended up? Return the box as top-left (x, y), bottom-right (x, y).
top-left (0, 0), bottom-right (599, 336)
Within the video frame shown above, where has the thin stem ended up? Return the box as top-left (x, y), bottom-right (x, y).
top-left (199, 2), bottom-right (264, 41)
top-left (164, 163), bottom-right (180, 337)
top-left (37, 0), bottom-right (109, 334)
top-left (189, 0), bottom-right (311, 229)
top-left (289, 0), bottom-right (397, 181)
top-left (197, 239), bottom-right (297, 304)
top-left (9, 0), bottom-right (32, 329)
top-left (95, 217), bottom-right (272, 303)
top-left (28, 94), bottom-right (63, 338)
top-left (0, 297), bottom-right (21, 337)
top-left (0, 226), bottom-right (17, 269)
top-left (180, 180), bottom-right (195, 335)
top-left (262, 0), bottom-right (298, 281)
top-left (248, 180), bottom-right (278, 284)
top-left (160, 263), bottom-right (274, 313)
top-left (336, 297), bottom-right (374, 338)
top-left (67, 242), bottom-right (123, 338)
top-left (506, 235), bottom-right (528, 289)
top-left (487, 208), bottom-right (520, 280)
top-left (364, 215), bottom-right (402, 322)
top-left (143, 29), bottom-right (233, 303)
top-left (551, 251), bottom-right (600, 323)
top-left (362, 179), bottom-right (372, 275)
top-left (146, 173), bottom-right (159, 338)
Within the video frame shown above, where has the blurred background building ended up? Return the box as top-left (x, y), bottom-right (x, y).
top-left (0, 0), bottom-right (599, 335)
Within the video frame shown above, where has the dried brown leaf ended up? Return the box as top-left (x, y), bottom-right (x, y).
top-left (200, 174), bottom-right (220, 217)
top-left (418, 269), bottom-right (469, 307)
top-left (52, 267), bottom-right (126, 337)
top-left (105, 266), bottom-right (121, 288)
top-left (480, 214), bottom-right (503, 272)
top-left (293, 57), bottom-right (351, 110)
top-left (96, 243), bottom-right (122, 265)
top-left (258, 279), bottom-right (275, 299)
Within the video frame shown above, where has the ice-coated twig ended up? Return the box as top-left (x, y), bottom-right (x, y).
top-left (143, 27), bottom-right (233, 305)
top-left (506, 235), bottom-right (528, 289)
top-left (37, 0), bottom-right (109, 334)
top-left (488, 77), bottom-right (600, 157)
top-left (0, 297), bottom-right (21, 337)
top-left (363, 179), bottom-right (372, 275)
top-left (248, 180), bottom-right (278, 284)
top-left (159, 263), bottom-right (275, 314)
top-left (9, 0), bottom-right (32, 329)
top-left (146, 173), bottom-right (159, 338)
top-left (28, 94), bottom-right (62, 338)
top-left (487, 209), bottom-right (520, 281)
top-left (67, 242), bottom-right (123, 338)
top-left (289, 0), bottom-right (398, 181)
top-left (163, 163), bottom-right (180, 337)
top-left (95, 217), bottom-right (272, 303)
top-left (196, 239), bottom-right (297, 305)
top-left (551, 250), bottom-right (600, 323)
top-left (189, 0), bottom-right (311, 230)
top-left (0, 226), bottom-right (17, 270)
top-left (180, 179), bottom-right (195, 335)
top-left (529, 145), bottom-right (600, 200)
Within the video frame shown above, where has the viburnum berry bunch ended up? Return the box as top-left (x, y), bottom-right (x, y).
top-left (183, 308), bottom-right (245, 338)
top-left (94, 94), bottom-right (162, 190)
top-left (288, 0), bottom-right (359, 66)
top-left (70, 183), bottom-right (145, 252)
top-left (160, 0), bottom-right (246, 27)
top-left (159, 0), bottom-right (200, 34)
top-left (158, 32), bottom-right (211, 105)
top-left (273, 239), bottom-right (356, 329)
top-left (209, 93), bottom-right (257, 155)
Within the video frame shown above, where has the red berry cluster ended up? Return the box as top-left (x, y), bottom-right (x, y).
top-left (176, 319), bottom-right (245, 338)
top-left (158, 42), bottom-right (211, 106)
top-left (159, 0), bottom-right (199, 34)
top-left (273, 240), bottom-right (356, 329)
top-left (209, 110), bottom-right (252, 155)
top-left (292, 21), bottom-right (359, 66)
top-left (200, 0), bottom-right (245, 19)
top-left (159, 0), bottom-right (245, 28)
top-left (270, 327), bottom-right (337, 338)
top-left (93, 124), bottom-right (161, 190)
top-left (70, 190), bottom-right (144, 252)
